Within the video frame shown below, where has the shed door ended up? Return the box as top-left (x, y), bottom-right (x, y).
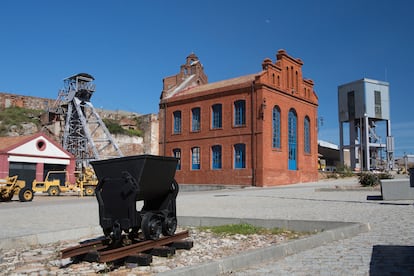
top-left (44, 164), bottom-right (67, 186)
top-left (9, 162), bottom-right (36, 188)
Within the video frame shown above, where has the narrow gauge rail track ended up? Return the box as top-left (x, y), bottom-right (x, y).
top-left (61, 230), bottom-right (191, 264)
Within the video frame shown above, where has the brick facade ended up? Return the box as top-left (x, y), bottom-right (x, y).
top-left (159, 50), bottom-right (319, 186)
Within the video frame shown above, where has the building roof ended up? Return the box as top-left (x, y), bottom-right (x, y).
top-left (161, 49), bottom-right (318, 106)
top-left (0, 135), bottom-right (35, 152)
top-left (0, 132), bottom-right (73, 159)
top-left (174, 73), bottom-right (259, 98)
top-left (318, 140), bottom-right (339, 150)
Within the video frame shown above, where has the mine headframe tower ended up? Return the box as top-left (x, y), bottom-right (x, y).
top-left (55, 73), bottom-right (123, 166)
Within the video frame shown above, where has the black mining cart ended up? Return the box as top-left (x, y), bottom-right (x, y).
top-left (91, 155), bottom-right (179, 244)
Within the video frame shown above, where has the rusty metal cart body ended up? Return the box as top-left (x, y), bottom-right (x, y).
top-left (91, 155), bottom-right (179, 242)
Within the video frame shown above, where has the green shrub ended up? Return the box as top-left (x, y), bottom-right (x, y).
top-left (377, 172), bottom-right (393, 180)
top-left (336, 165), bottom-right (354, 178)
top-left (358, 172), bottom-right (380, 187)
top-left (326, 173), bottom-right (338, 179)
top-left (103, 119), bottom-right (125, 134)
top-left (0, 107), bottom-right (42, 135)
top-left (103, 118), bottom-right (143, 137)
top-left (126, 128), bottom-right (143, 137)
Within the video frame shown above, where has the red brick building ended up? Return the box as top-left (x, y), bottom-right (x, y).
top-left (159, 50), bottom-right (318, 186)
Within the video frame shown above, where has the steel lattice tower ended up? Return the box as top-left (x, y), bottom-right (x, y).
top-left (59, 73), bottom-right (123, 166)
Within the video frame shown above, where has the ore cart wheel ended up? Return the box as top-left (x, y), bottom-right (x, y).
top-left (18, 188), bottom-right (34, 202)
top-left (142, 213), bottom-right (162, 240)
top-left (84, 186), bottom-right (95, 196)
top-left (47, 186), bottom-right (60, 196)
top-left (162, 214), bottom-right (177, 236)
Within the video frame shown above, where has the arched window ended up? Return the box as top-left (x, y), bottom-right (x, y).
top-left (286, 67), bottom-right (289, 88)
top-left (173, 111), bottom-right (181, 134)
top-left (191, 107), bottom-right (201, 132)
top-left (212, 145), bottom-right (222, 169)
top-left (295, 71), bottom-right (298, 91)
top-left (272, 106), bottom-right (281, 149)
top-left (173, 148), bottom-right (181, 170)
top-left (191, 147), bottom-right (200, 170)
top-left (304, 116), bottom-right (311, 153)
top-left (212, 104), bottom-right (222, 129)
top-left (288, 109), bottom-right (297, 170)
top-left (234, 144), bottom-right (246, 169)
top-left (234, 100), bottom-right (246, 126)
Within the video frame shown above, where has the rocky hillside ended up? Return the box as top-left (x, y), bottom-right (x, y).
top-left (0, 107), bottom-right (43, 136)
top-left (0, 106), bottom-right (150, 155)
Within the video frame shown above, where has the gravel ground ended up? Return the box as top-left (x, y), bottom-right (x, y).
top-left (0, 227), bottom-right (306, 275)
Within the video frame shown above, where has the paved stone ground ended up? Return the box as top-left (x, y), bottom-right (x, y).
top-left (1, 176), bottom-right (413, 275)
top-left (207, 178), bottom-right (414, 276)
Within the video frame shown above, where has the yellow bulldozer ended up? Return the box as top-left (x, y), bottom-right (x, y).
top-left (32, 167), bottom-right (98, 196)
top-left (0, 175), bottom-right (34, 202)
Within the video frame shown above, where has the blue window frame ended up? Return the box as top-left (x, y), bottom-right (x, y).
top-left (234, 143), bottom-right (246, 169)
top-left (304, 116), bottom-right (311, 153)
top-left (234, 100), bottom-right (246, 126)
top-left (173, 148), bottom-right (181, 170)
top-left (288, 109), bottom-right (297, 170)
top-left (191, 147), bottom-right (200, 170)
top-left (192, 107), bottom-right (201, 132)
top-left (212, 104), bottom-right (222, 129)
top-left (173, 111), bottom-right (181, 134)
top-left (212, 145), bottom-right (222, 169)
top-left (272, 106), bottom-right (281, 148)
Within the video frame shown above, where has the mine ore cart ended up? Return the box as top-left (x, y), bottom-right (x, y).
top-left (91, 155), bottom-right (179, 244)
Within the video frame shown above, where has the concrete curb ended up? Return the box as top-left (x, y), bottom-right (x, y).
top-left (161, 217), bottom-right (371, 276)
top-left (0, 226), bottom-right (102, 250)
top-left (315, 186), bottom-right (380, 192)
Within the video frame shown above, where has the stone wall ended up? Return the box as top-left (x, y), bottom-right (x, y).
top-left (0, 92), bottom-right (54, 110)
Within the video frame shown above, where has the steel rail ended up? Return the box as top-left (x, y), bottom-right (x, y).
top-left (61, 230), bottom-right (189, 263)
top-left (61, 238), bottom-right (108, 259)
top-left (98, 230), bottom-right (189, 263)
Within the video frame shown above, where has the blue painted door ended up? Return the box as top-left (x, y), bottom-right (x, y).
top-left (288, 109), bottom-right (297, 170)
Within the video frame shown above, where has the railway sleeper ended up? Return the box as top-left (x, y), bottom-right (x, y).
top-left (78, 241), bottom-right (191, 265)
top-left (63, 232), bottom-right (193, 268)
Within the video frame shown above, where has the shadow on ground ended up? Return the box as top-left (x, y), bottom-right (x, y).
top-left (369, 245), bottom-right (414, 275)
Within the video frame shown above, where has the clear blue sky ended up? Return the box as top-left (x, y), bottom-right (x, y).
top-left (1, 0), bottom-right (413, 157)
